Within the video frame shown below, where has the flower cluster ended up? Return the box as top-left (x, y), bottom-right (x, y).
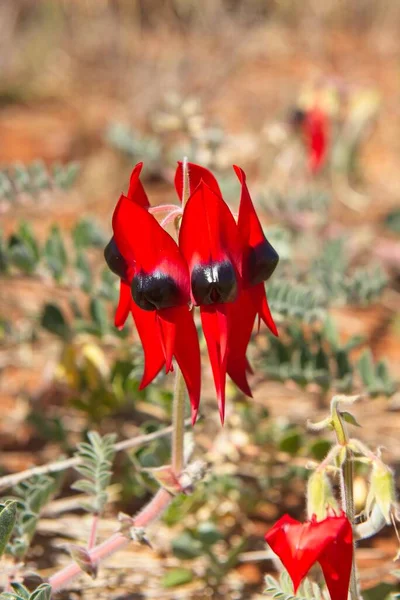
top-left (104, 161), bottom-right (279, 423)
top-left (265, 512), bottom-right (353, 600)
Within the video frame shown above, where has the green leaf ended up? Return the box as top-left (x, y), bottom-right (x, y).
top-left (362, 582), bottom-right (397, 600)
top-left (10, 584), bottom-right (29, 600)
top-left (72, 218), bottom-right (107, 249)
top-left (29, 584), bottom-right (52, 600)
top-left (75, 251), bottom-right (92, 293)
top-left (195, 522), bottom-right (222, 547)
top-left (44, 225), bottom-right (67, 282)
top-left (340, 411), bottom-right (361, 428)
top-left (309, 439), bottom-right (331, 461)
top-left (384, 208), bottom-right (400, 235)
top-left (0, 501), bottom-right (17, 556)
top-left (279, 428), bottom-right (303, 455)
top-left (89, 297), bottom-right (108, 336)
top-left (161, 568), bottom-right (193, 588)
top-left (40, 303), bottom-right (70, 340)
top-left (323, 315), bottom-right (339, 348)
top-left (52, 161), bottom-right (80, 190)
top-left (8, 223), bottom-right (40, 274)
top-left (171, 531), bottom-right (203, 560)
top-left (0, 231), bottom-right (9, 273)
top-left (357, 349), bottom-right (376, 388)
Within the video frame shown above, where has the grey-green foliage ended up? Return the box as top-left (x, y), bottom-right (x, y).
top-left (264, 572), bottom-right (330, 600)
top-left (267, 280), bottom-right (327, 323)
top-left (342, 264), bottom-right (387, 305)
top-left (4, 476), bottom-right (59, 559)
top-left (357, 348), bottom-right (397, 397)
top-left (261, 315), bottom-right (396, 396)
top-left (43, 225), bottom-right (67, 282)
top-left (0, 218), bottom-right (107, 282)
top-left (7, 222), bottom-right (41, 275)
top-left (311, 238), bottom-right (387, 306)
top-left (261, 189), bottom-right (331, 220)
top-left (72, 218), bottom-right (108, 249)
top-left (0, 160), bottom-right (79, 201)
top-left (72, 431), bottom-right (117, 514)
top-left (75, 251), bottom-right (92, 293)
top-left (0, 582), bottom-right (52, 600)
top-left (262, 321), bottom-right (351, 392)
top-left (105, 123), bottom-right (161, 174)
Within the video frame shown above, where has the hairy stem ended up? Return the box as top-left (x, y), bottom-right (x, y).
top-left (171, 366), bottom-right (187, 476)
top-left (170, 156), bottom-right (191, 477)
top-left (49, 489), bottom-right (171, 592)
top-left (331, 401), bottom-right (361, 600)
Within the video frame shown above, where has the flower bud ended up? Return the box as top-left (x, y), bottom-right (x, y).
top-left (307, 470), bottom-right (339, 521)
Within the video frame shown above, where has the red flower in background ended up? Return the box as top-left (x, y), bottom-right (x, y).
top-left (105, 161), bottom-right (279, 423)
top-left (265, 513), bottom-right (353, 600)
top-left (303, 106), bottom-right (329, 174)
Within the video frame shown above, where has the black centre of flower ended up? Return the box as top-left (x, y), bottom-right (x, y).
top-left (191, 261), bottom-right (238, 305)
top-left (104, 237), bottom-right (128, 280)
top-left (131, 271), bottom-right (183, 311)
top-left (247, 241), bottom-right (279, 286)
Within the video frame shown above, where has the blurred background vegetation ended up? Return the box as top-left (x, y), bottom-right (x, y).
top-left (0, 1), bottom-right (399, 599)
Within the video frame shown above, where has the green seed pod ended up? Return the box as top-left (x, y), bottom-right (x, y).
top-left (307, 470), bottom-right (339, 521)
top-left (368, 462), bottom-right (396, 524)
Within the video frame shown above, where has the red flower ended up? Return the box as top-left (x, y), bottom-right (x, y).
top-left (106, 161), bottom-right (279, 423)
top-left (105, 162), bottom-right (201, 421)
top-left (265, 513), bottom-right (353, 600)
top-left (303, 106), bottom-right (329, 174)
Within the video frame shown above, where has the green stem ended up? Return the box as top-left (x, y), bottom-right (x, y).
top-left (171, 366), bottom-right (187, 476)
top-left (331, 401), bottom-right (361, 600)
top-left (170, 156), bottom-right (191, 477)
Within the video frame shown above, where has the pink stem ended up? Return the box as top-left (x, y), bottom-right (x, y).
top-left (87, 514), bottom-right (98, 550)
top-left (148, 204), bottom-right (179, 214)
top-left (49, 489), bottom-right (172, 592)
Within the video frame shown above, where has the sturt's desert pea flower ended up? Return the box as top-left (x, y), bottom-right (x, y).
top-left (105, 163), bottom-right (201, 421)
top-left (265, 513), bottom-right (353, 600)
top-left (105, 161), bottom-right (279, 423)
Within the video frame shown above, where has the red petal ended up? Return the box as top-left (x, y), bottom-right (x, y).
top-left (130, 300), bottom-right (165, 389)
top-left (156, 310), bottom-right (177, 374)
top-left (179, 181), bottom-right (241, 296)
top-left (115, 280), bottom-right (132, 329)
top-left (175, 161), bottom-right (221, 202)
top-left (201, 305), bottom-right (228, 424)
top-left (127, 162), bottom-right (150, 208)
top-left (318, 516), bottom-right (353, 600)
top-left (265, 514), bottom-right (352, 594)
top-left (226, 290), bottom-right (256, 396)
top-left (234, 165), bottom-right (279, 288)
top-left (158, 306), bottom-right (201, 424)
top-left (113, 194), bottom-right (190, 302)
top-left (234, 166), bottom-right (265, 253)
top-left (226, 286), bottom-right (277, 396)
top-left (251, 284), bottom-right (278, 336)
